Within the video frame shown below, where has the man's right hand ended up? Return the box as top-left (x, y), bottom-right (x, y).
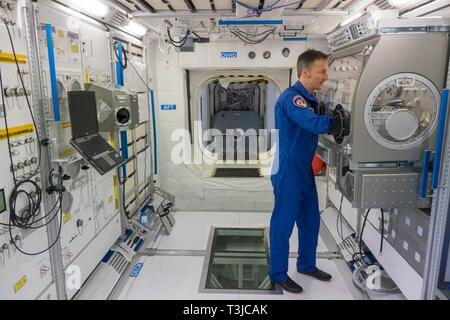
top-left (330, 104), bottom-right (350, 144)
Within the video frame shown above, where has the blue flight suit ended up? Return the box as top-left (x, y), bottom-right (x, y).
top-left (269, 81), bottom-right (334, 282)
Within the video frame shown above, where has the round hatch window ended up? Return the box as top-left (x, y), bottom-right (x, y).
top-left (364, 73), bottom-right (440, 150)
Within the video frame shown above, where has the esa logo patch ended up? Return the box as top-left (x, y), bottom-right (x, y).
top-left (293, 95), bottom-right (307, 108)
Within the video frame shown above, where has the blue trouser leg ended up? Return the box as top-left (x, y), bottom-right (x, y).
top-left (268, 193), bottom-right (299, 282)
top-left (296, 189), bottom-right (320, 272)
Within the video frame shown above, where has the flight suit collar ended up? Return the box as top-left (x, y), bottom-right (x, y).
top-left (294, 81), bottom-right (318, 104)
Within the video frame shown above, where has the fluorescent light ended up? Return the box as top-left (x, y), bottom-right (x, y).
top-left (340, 11), bottom-right (364, 26)
top-left (66, 0), bottom-right (110, 18)
top-left (122, 20), bottom-right (147, 37)
top-left (388, 0), bottom-right (422, 8)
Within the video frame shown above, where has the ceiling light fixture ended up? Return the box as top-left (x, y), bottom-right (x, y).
top-left (122, 19), bottom-right (147, 37)
top-left (66, 0), bottom-right (110, 18)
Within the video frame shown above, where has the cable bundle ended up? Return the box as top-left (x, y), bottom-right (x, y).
top-left (0, 19), bottom-right (64, 256)
top-left (230, 28), bottom-right (276, 44)
top-left (167, 27), bottom-right (190, 48)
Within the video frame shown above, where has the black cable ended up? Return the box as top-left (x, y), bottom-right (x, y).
top-left (358, 209), bottom-right (373, 265)
top-left (0, 66), bottom-right (17, 184)
top-left (117, 166), bottom-right (131, 219)
top-left (9, 191), bottom-right (63, 256)
top-left (167, 27), bottom-right (190, 48)
top-left (232, 30), bottom-right (274, 43)
top-left (167, 27), bottom-right (189, 43)
top-left (3, 20), bottom-right (41, 179)
top-left (7, 167), bottom-right (64, 256)
top-left (1, 52), bottom-right (64, 255)
top-left (230, 29), bottom-right (275, 44)
top-left (232, 27), bottom-right (276, 38)
top-left (113, 41), bottom-right (128, 70)
top-left (113, 40), bottom-right (151, 93)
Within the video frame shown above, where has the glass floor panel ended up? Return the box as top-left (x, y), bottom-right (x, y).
top-left (199, 227), bottom-right (282, 294)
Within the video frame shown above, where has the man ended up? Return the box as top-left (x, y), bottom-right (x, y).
top-left (269, 49), bottom-right (337, 293)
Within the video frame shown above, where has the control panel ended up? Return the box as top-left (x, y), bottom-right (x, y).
top-left (327, 14), bottom-right (377, 51)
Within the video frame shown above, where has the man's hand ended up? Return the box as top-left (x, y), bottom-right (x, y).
top-left (331, 104), bottom-right (350, 144)
top-left (318, 101), bottom-right (333, 116)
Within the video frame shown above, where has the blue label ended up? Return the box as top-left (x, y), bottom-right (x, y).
top-left (161, 104), bottom-right (176, 111)
top-left (130, 262), bottom-right (144, 277)
top-left (220, 51), bottom-right (238, 58)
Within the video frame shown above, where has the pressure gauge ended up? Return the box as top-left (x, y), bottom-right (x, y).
top-left (364, 73), bottom-right (440, 150)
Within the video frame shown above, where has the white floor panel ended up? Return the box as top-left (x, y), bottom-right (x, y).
top-left (118, 256), bottom-right (356, 300)
top-left (151, 211), bottom-right (241, 251)
top-left (118, 211), bottom-right (356, 300)
top-left (238, 212), bottom-right (271, 227)
top-left (119, 256), bottom-right (239, 300)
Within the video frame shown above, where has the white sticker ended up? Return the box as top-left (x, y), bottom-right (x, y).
top-left (417, 226), bottom-right (423, 237)
top-left (415, 252), bottom-right (421, 263)
top-left (403, 241), bottom-right (409, 251)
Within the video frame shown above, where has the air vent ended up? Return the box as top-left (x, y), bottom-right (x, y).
top-left (374, 0), bottom-right (397, 10)
top-left (109, 10), bottom-right (127, 29)
top-left (108, 252), bottom-right (129, 274)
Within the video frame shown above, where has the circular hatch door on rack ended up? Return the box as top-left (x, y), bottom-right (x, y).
top-left (364, 73), bottom-right (440, 150)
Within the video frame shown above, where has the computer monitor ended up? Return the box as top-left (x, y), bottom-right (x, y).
top-left (68, 91), bottom-right (99, 139)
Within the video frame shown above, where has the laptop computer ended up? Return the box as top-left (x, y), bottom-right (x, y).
top-left (68, 91), bottom-right (123, 175)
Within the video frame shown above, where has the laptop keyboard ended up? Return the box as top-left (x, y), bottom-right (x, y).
top-left (79, 135), bottom-right (111, 157)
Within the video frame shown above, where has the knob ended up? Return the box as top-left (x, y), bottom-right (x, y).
top-left (5, 87), bottom-right (16, 97)
top-left (16, 88), bottom-right (26, 96)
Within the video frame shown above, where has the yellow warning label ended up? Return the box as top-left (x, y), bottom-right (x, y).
top-left (57, 147), bottom-right (76, 159)
top-left (63, 213), bottom-right (72, 224)
top-left (0, 124), bottom-right (34, 140)
top-left (218, 74), bottom-right (268, 79)
top-left (0, 53), bottom-right (27, 64)
top-left (14, 276), bottom-right (27, 293)
top-left (110, 133), bottom-right (115, 148)
top-left (58, 30), bottom-right (64, 38)
top-left (113, 177), bottom-right (118, 210)
top-left (71, 44), bottom-right (79, 53)
top-left (61, 122), bottom-right (72, 129)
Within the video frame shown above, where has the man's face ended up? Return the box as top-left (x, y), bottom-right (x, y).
top-left (303, 59), bottom-right (329, 91)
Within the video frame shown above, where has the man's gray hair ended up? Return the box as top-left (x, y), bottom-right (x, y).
top-left (297, 49), bottom-right (329, 77)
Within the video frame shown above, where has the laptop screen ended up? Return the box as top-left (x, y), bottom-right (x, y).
top-left (68, 91), bottom-right (99, 139)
